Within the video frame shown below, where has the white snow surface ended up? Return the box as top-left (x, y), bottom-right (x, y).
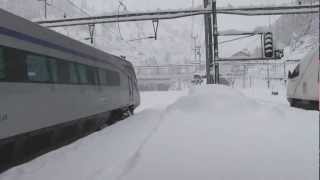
top-left (135, 90), bottom-right (188, 112)
top-left (0, 85), bottom-right (318, 180)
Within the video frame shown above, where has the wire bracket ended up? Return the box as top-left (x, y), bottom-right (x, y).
top-left (152, 19), bottom-right (159, 40)
top-left (88, 24), bottom-right (95, 44)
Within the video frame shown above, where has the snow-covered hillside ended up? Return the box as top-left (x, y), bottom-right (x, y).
top-left (1, 0), bottom-right (315, 66)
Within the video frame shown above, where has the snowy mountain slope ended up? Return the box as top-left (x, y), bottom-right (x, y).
top-left (0, 0), bottom-right (317, 91)
top-left (0, 0), bottom-right (303, 66)
top-left (0, 0), bottom-right (197, 65)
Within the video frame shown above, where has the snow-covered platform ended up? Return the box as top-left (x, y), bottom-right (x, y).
top-left (0, 86), bottom-right (318, 180)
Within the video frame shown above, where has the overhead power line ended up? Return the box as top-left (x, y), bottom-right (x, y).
top-left (65, 0), bottom-right (90, 16)
top-left (36, 4), bottom-right (320, 27)
top-left (219, 34), bottom-right (256, 45)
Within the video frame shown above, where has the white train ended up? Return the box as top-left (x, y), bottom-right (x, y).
top-left (0, 9), bottom-right (140, 171)
top-left (287, 49), bottom-right (319, 110)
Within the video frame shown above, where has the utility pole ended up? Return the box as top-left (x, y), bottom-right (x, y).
top-left (191, 35), bottom-right (198, 61)
top-left (267, 64), bottom-right (270, 88)
top-left (38, 0), bottom-right (51, 19)
top-left (212, 0), bottom-right (219, 84)
top-left (191, 35), bottom-right (202, 72)
top-left (283, 61), bottom-right (287, 85)
top-left (203, 0), bottom-right (214, 84)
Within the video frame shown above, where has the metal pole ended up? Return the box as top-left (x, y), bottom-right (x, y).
top-left (203, 0), bottom-right (214, 84)
top-left (243, 65), bottom-right (246, 88)
top-left (38, 0), bottom-right (48, 19)
top-left (44, 0), bottom-right (47, 19)
top-left (261, 34), bottom-right (264, 58)
top-left (212, 0), bottom-right (219, 84)
top-left (267, 64), bottom-right (270, 88)
top-left (283, 61), bottom-right (286, 85)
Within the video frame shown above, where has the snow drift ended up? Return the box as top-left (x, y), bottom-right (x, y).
top-left (123, 85), bottom-right (318, 180)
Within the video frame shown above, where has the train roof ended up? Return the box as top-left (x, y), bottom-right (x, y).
top-left (0, 8), bottom-right (134, 74)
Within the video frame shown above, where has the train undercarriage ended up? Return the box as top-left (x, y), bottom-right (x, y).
top-left (288, 98), bottom-right (319, 111)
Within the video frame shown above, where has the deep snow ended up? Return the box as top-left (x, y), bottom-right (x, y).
top-left (0, 86), bottom-right (318, 180)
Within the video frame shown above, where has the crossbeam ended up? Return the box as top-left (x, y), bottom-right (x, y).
top-left (219, 60), bottom-right (300, 65)
top-left (217, 57), bottom-right (285, 62)
top-left (135, 64), bottom-right (204, 68)
top-left (36, 4), bottom-right (319, 27)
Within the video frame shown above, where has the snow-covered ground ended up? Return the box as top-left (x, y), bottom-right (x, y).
top-left (135, 90), bottom-right (188, 112)
top-left (0, 86), bottom-right (318, 180)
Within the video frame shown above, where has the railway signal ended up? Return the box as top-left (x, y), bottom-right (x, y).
top-left (274, 49), bottom-right (284, 59)
top-left (264, 32), bottom-right (274, 58)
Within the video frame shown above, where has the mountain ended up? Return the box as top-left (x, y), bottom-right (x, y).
top-left (0, 0), bottom-right (318, 67)
top-left (0, 0), bottom-right (200, 66)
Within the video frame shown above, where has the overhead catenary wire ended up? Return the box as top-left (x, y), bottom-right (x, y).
top-left (117, 0), bottom-right (126, 40)
top-left (64, 0), bottom-right (150, 54)
top-left (65, 0), bottom-right (90, 16)
top-left (49, 2), bottom-right (67, 17)
top-left (219, 34), bottom-right (256, 45)
top-left (63, 0), bottom-right (132, 48)
top-left (115, 0), bottom-right (160, 42)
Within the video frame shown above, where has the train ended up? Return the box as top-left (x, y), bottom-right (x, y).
top-left (287, 48), bottom-right (319, 110)
top-left (0, 9), bottom-right (140, 170)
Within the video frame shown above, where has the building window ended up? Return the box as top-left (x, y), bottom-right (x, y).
top-left (26, 54), bottom-right (50, 82)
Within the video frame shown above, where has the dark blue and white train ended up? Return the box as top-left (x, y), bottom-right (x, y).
top-left (0, 9), bottom-right (140, 170)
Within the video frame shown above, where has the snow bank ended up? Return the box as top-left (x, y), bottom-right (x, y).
top-left (136, 90), bottom-right (188, 112)
top-left (240, 87), bottom-right (288, 105)
top-left (0, 86), bottom-right (318, 180)
top-left (121, 85), bottom-right (319, 180)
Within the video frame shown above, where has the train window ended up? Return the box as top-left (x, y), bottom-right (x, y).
top-left (0, 47), bottom-right (6, 80)
top-left (115, 72), bottom-right (120, 86)
top-left (93, 67), bottom-right (99, 85)
top-left (86, 66), bottom-right (96, 85)
top-left (5, 47), bottom-right (27, 82)
top-left (26, 54), bottom-right (50, 82)
top-left (106, 70), bottom-right (120, 86)
top-left (69, 63), bottom-right (79, 84)
top-left (77, 64), bottom-right (89, 84)
top-left (47, 58), bottom-right (58, 82)
top-left (56, 61), bottom-right (71, 84)
top-left (99, 69), bottom-right (107, 85)
top-left (105, 70), bottom-right (112, 86)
